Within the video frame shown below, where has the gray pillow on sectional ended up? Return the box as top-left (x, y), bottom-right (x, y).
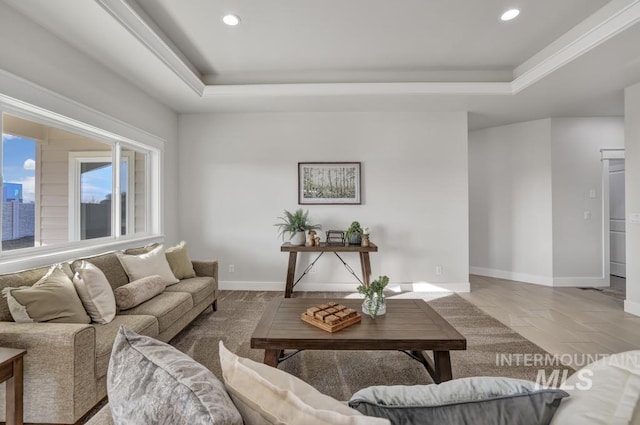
top-left (107, 326), bottom-right (243, 425)
top-left (348, 376), bottom-right (569, 425)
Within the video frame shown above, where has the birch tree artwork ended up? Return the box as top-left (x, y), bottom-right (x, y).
top-left (298, 162), bottom-right (361, 204)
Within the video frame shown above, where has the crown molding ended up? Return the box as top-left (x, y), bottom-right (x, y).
top-left (97, 0), bottom-right (640, 99)
top-left (512, 0), bottom-right (640, 93)
top-left (95, 0), bottom-right (205, 96)
top-left (202, 82), bottom-right (513, 97)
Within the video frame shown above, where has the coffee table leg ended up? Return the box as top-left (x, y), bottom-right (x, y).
top-left (410, 350), bottom-right (453, 384)
top-left (6, 356), bottom-right (23, 425)
top-left (263, 349), bottom-right (283, 367)
top-left (434, 351), bottom-right (453, 382)
top-left (285, 253), bottom-right (297, 298)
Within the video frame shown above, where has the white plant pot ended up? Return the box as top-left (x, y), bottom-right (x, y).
top-left (290, 231), bottom-right (306, 246)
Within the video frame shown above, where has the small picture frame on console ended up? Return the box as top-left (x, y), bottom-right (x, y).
top-left (298, 162), bottom-right (361, 205)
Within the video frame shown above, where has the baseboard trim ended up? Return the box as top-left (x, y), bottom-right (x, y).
top-left (219, 281), bottom-right (470, 293)
top-left (624, 300), bottom-right (640, 317)
top-left (470, 267), bottom-right (554, 286)
top-left (552, 276), bottom-right (608, 287)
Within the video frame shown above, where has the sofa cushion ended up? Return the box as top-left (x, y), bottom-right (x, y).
top-left (0, 263), bottom-right (73, 321)
top-left (108, 327), bottom-right (243, 425)
top-left (72, 260), bottom-right (117, 324)
top-left (3, 265), bottom-right (91, 324)
top-left (93, 315), bottom-right (159, 379)
top-left (550, 350), bottom-right (640, 425)
top-left (165, 241), bottom-right (197, 279)
top-left (219, 342), bottom-right (389, 425)
top-left (349, 377), bottom-right (569, 425)
top-left (165, 276), bottom-right (215, 306)
top-left (84, 252), bottom-right (130, 290)
top-left (117, 245), bottom-right (179, 286)
top-left (118, 291), bottom-right (193, 332)
top-left (114, 275), bottom-right (166, 310)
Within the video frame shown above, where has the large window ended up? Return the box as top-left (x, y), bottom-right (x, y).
top-left (0, 110), bottom-right (156, 255)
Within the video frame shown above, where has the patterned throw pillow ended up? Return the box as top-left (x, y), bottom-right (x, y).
top-left (112, 275), bottom-right (166, 310)
top-left (107, 326), bottom-right (243, 425)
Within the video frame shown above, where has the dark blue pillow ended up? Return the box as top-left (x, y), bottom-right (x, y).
top-left (348, 377), bottom-right (569, 425)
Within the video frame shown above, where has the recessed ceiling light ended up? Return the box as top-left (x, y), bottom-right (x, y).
top-left (501, 9), bottom-right (520, 21)
top-left (222, 14), bottom-right (240, 26)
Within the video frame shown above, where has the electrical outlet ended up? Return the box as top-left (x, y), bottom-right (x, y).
top-left (435, 265), bottom-right (443, 276)
top-left (309, 265), bottom-right (318, 274)
top-left (228, 264), bottom-right (235, 273)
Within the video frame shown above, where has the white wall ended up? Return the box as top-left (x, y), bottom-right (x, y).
top-left (0, 2), bottom-right (179, 244)
top-left (469, 117), bottom-right (625, 287)
top-left (469, 119), bottom-right (554, 284)
top-left (625, 82), bottom-right (640, 316)
top-left (179, 111), bottom-right (469, 291)
top-left (551, 118), bottom-right (624, 284)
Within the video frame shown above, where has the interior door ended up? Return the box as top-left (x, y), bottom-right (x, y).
top-left (609, 159), bottom-right (626, 278)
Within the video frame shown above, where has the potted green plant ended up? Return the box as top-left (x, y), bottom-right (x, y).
top-left (345, 221), bottom-right (363, 245)
top-left (274, 209), bottom-right (321, 246)
top-left (357, 275), bottom-right (389, 319)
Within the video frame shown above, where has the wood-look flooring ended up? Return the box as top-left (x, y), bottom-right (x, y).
top-left (460, 275), bottom-right (640, 367)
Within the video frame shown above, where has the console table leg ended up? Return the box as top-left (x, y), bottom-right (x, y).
top-left (285, 253), bottom-right (297, 298)
top-left (360, 253), bottom-right (372, 286)
top-left (263, 349), bottom-right (283, 368)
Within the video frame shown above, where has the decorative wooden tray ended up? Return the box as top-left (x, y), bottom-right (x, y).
top-left (301, 301), bottom-right (361, 333)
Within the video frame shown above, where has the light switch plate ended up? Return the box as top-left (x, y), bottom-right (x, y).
top-left (589, 189), bottom-right (597, 199)
top-left (584, 211), bottom-right (591, 220)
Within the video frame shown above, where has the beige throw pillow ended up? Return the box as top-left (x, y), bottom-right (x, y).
top-left (113, 275), bottom-right (166, 310)
top-left (165, 241), bottom-right (196, 279)
top-left (117, 244), bottom-right (179, 286)
top-left (72, 260), bottom-right (116, 324)
top-left (2, 265), bottom-right (91, 324)
top-left (218, 342), bottom-right (390, 425)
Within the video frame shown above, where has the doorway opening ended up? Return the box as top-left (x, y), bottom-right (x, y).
top-left (602, 149), bottom-right (625, 298)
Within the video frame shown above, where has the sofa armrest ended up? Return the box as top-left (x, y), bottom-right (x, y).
top-left (192, 260), bottom-right (218, 282)
top-left (0, 322), bottom-right (97, 423)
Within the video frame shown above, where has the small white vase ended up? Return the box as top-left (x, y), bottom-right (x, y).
top-left (290, 231), bottom-right (306, 246)
top-left (362, 295), bottom-right (386, 319)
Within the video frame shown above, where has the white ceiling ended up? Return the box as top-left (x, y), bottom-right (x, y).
top-left (4, 0), bottom-right (640, 129)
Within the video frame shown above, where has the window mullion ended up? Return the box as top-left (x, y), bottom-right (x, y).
top-left (113, 143), bottom-right (122, 238)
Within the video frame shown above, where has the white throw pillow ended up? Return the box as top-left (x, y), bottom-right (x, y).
top-left (72, 260), bottom-right (116, 324)
top-left (117, 244), bottom-right (179, 286)
top-left (218, 342), bottom-right (390, 425)
top-left (550, 350), bottom-right (640, 425)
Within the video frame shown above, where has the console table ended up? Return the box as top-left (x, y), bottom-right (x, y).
top-left (280, 242), bottom-right (378, 297)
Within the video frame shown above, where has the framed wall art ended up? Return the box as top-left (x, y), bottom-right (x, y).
top-left (298, 162), bottom-right (361, 205)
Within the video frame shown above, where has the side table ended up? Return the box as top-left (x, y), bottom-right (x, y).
top-left (0, 348), bottom-right (26, 425)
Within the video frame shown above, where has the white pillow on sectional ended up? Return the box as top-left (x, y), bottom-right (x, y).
top-left (72, 260), bottom-right (116, 324)
top-left (218, 342), bottom-right (390, 425)
top-left (550, 350), bottom-right (640, 425)
top-left (117, 244), bottom-right (179, 286)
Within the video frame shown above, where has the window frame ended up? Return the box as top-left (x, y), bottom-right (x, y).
top-left (68, 150), bottom-right (137, 241)
top-left (0, 95), bottom-right (162, 268)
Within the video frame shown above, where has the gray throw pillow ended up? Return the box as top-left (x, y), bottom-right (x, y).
top-left (348, 376), bottom-right (569, 425)
top-left (107, 326), bottom-right (243, 425)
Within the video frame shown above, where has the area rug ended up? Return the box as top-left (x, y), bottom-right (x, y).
top-left (171, 291), bottom-right (570, 401)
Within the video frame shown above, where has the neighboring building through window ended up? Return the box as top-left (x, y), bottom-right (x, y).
top-left (1, 134), bottom-right (36, 250)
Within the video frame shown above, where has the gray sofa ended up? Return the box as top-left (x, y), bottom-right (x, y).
top-left (0, 248), bottom-right (218, 425)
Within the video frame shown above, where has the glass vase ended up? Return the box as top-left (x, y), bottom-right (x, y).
top-left (362, 294), bottom-right (386, 319)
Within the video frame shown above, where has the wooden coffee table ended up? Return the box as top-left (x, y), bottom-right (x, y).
top-left (250, 298), bottom-right (466, 383)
